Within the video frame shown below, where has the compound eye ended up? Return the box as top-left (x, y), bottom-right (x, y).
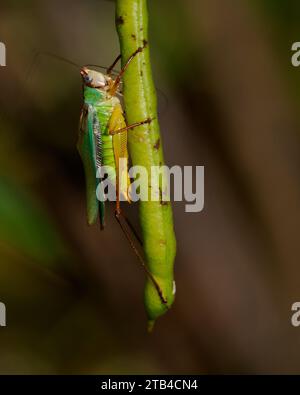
top-left (85, 75), bottom-right (93, 83)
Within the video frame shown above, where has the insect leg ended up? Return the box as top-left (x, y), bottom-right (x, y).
top-left (109, 118), bottom-right (152, 136)
top-left (107, 54), bottom-right (121, 75)
top-left (110, 43), bottom-right (147, 95)
top-left (118, 210), bottom-right (143, 246)
top-left (115, 209), bottom-right (168, 306)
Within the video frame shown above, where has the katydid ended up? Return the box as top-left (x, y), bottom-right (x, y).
top-left (21, 46), bottom-right (172, 325)
top-left (77, 47), bottom-right (169, 311)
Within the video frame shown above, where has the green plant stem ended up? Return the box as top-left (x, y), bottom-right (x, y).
top-left (115, 0), bottom-right (176, 329)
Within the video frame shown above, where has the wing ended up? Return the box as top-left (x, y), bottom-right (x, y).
top-left (77, 104), bottom-right (105, 227)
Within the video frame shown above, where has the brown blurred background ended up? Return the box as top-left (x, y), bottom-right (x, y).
top-left (0, 0), bottom-right (300, 374)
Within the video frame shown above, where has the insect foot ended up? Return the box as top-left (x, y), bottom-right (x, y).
top-left (137, 42), bottom-right (147, 54)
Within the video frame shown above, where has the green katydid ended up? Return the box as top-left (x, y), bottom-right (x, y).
top-left (22, 43), bottom-right (175, 328)
top-left (77, 47), bottom-right (171, 320)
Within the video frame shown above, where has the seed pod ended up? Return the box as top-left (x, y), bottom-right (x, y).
top-left (116, 0), bottom-right (177, 329)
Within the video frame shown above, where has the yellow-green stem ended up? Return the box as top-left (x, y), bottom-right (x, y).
top-left (115, 0), bottom-right (176, 328)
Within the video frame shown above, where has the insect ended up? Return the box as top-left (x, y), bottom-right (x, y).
top-left (16, 46), bottom-right (171, 327)
top-left (77, 47), bottom-right (168, 309)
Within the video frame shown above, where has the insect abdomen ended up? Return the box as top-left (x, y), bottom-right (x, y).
top-left (102, 134), bottom-right (116, 183)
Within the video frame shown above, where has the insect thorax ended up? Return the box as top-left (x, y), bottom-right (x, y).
top-left (83, 86), bottom-right (120, 106)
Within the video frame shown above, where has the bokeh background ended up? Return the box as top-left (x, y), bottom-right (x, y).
top-left (0, 0), bottom-right (300, 374)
